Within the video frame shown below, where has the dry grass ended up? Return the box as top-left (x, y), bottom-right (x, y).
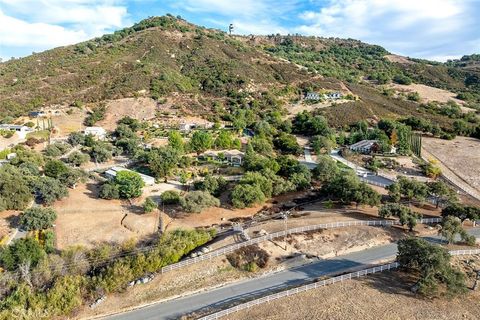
top-left (229, 267), bottom-right (480, 320)
top-left (389, 83), bottom-right (476, 113)
top-left (53, 183), bottom-right (156, 249)
top-left (423, 136), bottom-right (480, 199)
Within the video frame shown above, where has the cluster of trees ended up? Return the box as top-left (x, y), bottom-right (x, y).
top-left (44, 142), bottom-right (72, 157)
top-left (100, 171), bottom-right (145, 200)
top-left (379, 203), bottom-right (421, 231)
top-left (0, 146), bottom-right (85, 211)
top-left (84, 104), bottom-right (106, 126)
top-left (441, 203), bottom-right (480, 222)
top-left (179, 190), bottom-right (220, 213)
top-left (412, 102), bottom-right (480, 139)
top-left (397, 238), bottom-right (468, 297)
top-left (388, 177), bottom-right (457, 207)
top-left (84, 104), bottom-right (107, 127)
top-left (19, 207), bottom-right (57, 231)
top-left (160, 190), bottom-right (181, 204)
top-left (439, 216), bottom-right (476, 246)
top-left (0, 228), bottom-right (215, 319)
top-left (322, 170), bottom-right (380, 208)
top-left (68, 131), bottom-right (118, 164)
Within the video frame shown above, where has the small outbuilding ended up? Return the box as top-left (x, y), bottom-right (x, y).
top-left (349, 140), bottom-right (380, 154)
top-left (104, 166), bottom-right (155, 186)
top-left (84, 127), bottom-right (107, 140)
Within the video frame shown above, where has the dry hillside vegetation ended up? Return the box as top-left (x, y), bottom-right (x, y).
top-left (389, 83), bottom-right (474, 110)
top-left (422, 136), bottom-right (480, 194)
top-left (0, 16), bottom-right (309, 118)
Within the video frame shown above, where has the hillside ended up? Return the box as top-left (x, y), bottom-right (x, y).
top-left (0, 15), bottom-right (479, 129)
top-left (0, 16), bottom-right (311, 118)
top-left (259, 35), bottom-right (479, 99)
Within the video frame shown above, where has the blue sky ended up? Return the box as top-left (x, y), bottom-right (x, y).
top-left (1, 0), bottom-right (479, 62)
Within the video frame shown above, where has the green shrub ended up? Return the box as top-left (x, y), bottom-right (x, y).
top-left (143, 197), bottom-right (157, 213)
top-left (180, 191), bottom-right (220, 213)
top-left (19, 207), bottom-right (57, 231)
top-left (160, 190), bottom-right (180, 204)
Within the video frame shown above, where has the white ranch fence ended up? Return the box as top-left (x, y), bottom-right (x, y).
top-left (160, 218), bottom-right (442, 274)
top-left (198, 249), bottom-right (480, 320)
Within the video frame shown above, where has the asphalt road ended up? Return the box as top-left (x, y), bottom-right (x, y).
top-left (105, 228), bottom-right (480, 320)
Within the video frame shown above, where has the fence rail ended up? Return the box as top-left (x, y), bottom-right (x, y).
top-left (160, 217), bottom-right (442, 274)
top-left (198, 248), bottom-right (480, 320)
top-left (198, 262), bottom-right (400, 320)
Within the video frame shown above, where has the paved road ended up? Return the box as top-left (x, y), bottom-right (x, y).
top-left (105, 229), bottom-right (480, 320)
top-left (304, 147), bottom-right (313, 162)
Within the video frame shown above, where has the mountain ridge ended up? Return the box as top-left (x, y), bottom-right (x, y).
top-left (0, 15), bottom-right (479, 121)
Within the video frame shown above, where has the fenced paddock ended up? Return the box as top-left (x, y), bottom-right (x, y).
top-left (198, 249), bottom-right (480, 320)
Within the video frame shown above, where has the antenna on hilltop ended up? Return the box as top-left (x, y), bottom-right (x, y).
top-left (229, 23), bottom-right (234, 35)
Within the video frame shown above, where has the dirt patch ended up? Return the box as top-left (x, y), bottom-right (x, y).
top-left (423, 136), bottom-right (480, 199)
top-left (98, 97), bottom-right (158, 131)
top-left (259, 226), bottom-right (408, 262)
top-left (385, 54), bottom-right (414, 65)
top-left (0, 210), bottom-right (19, 241)
top-left (53, 183), bottom-right (156, 249)
top-left (389, 83), bottom-right (474, 112)
top-left (50, 107), bottom-right (87, 137)
top-left (230, 260), bottom-right (480, 320)
top-left (286, 100), bottom-right (349, 118)
top-left (164, 204), bottom-right (264, 230)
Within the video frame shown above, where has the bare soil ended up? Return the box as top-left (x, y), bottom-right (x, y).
top-left (384, 54), bottom-right (414, 65)
top-left (423, 136), bottom-right (480, 200)
top-left (50, 107), bottom-right (87, 137)
top-left (98, 97), bottom-right (158, 130)
top-left (389, 83), bottom-right (475, 113)
top-left (53, 183), bottom-right (156, 249)
top-left (0, 210), bottom-right (19, 240)
top-left (286, 100), bottom-right (349, 118)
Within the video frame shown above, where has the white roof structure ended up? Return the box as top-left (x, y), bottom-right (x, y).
top-left (200, 150), bottom-right (244, 158)
top-left (349, 140), bottom-right (378, 152)
top-left (104, 166), bottom-right (155, 186)
top-left (0, 124), bottom-right (32, 132)
top-left (84, 126), bottom-right (107, 139)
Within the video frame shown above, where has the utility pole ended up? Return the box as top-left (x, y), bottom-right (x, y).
top-left (283, 212), bottom-right (288, 250)
top-left (229, 23), bottom-right (234, 35)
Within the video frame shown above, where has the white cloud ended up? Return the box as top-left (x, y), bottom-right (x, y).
top-left (175, 0), bottom-right (295, 35)
top-left (295, 0), bottom-right (479, 60)
top-left (0, 0), bottom-right (129, 56)
top-left (0, 10), bottom-right (87, 47)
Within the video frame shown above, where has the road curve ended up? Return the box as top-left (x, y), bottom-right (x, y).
top-left (103, 228), bottom-right (480, 320)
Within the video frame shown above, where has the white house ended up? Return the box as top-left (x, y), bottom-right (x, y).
top-left (0, 124), bottom-right (33, 139)
top-left (304, 92), bottom-right (320, 100)
top-left (324, 92), bottom-right (343, 100)
top-left (84, 127), bottom-right (107, 140)
top-left (179, 123), bottom-right (196, 132)
top-left (104, 166), bottom-right (155, 186)
top-left (349, 140), bottom-right (379, 154)
top-left (6, 153), bottom-right (17, 160)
